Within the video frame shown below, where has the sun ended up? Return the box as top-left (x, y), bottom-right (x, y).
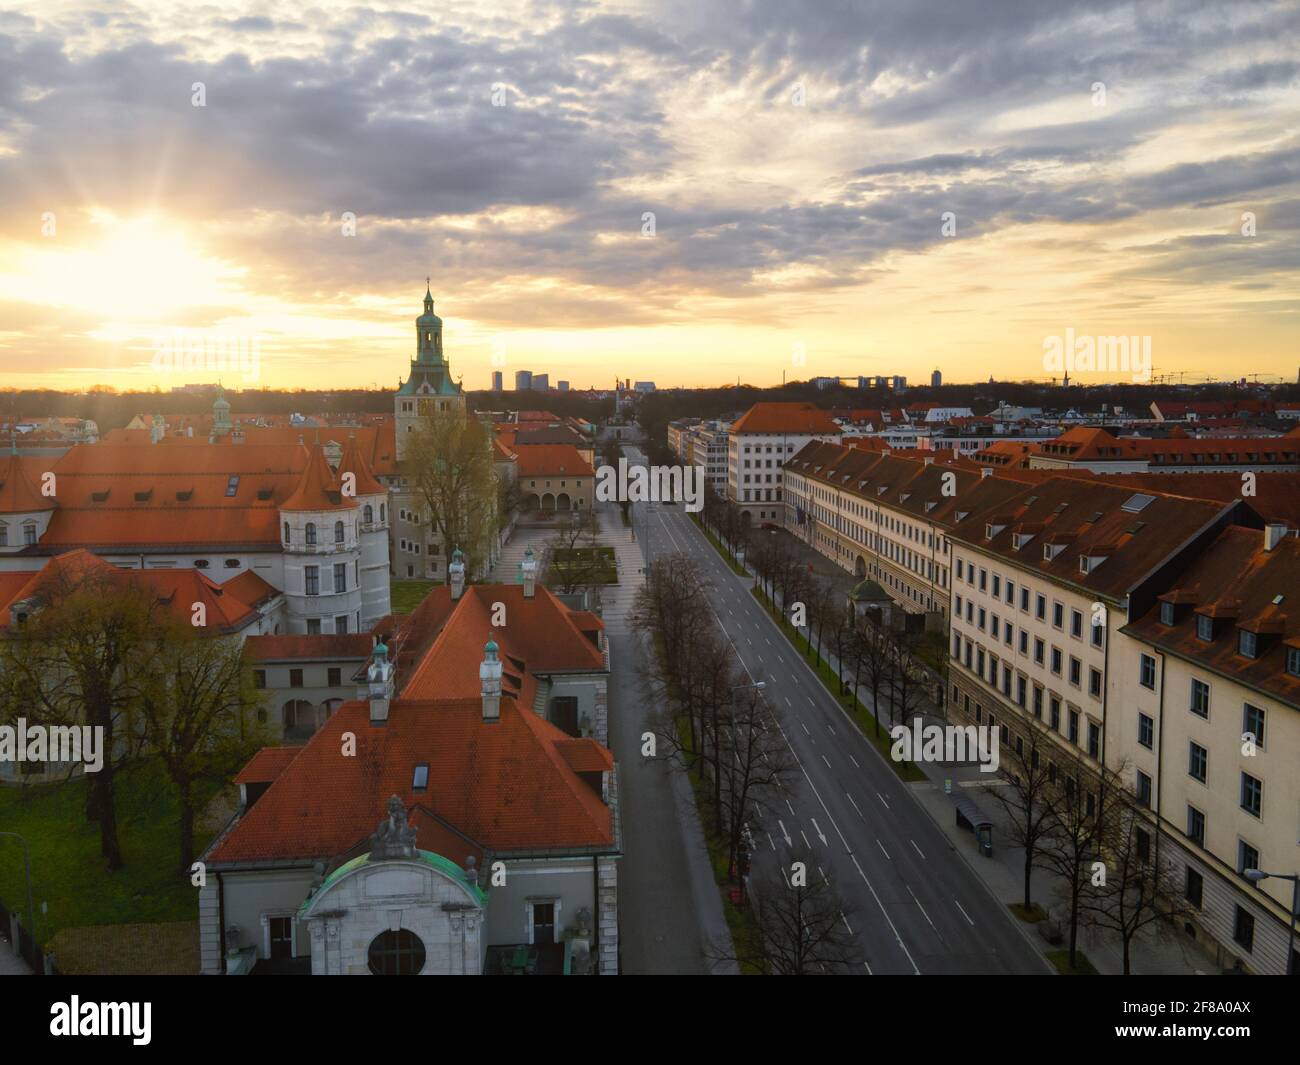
top-left (3, 213), bottom-right (241, 322)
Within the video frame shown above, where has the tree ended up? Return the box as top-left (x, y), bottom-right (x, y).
top-left (710, 855), bottom-right (860, 974)
top-left (542, 509), bottom-right (605, 595)
top-left (1040, 755), bottom-right (1122, 968)
top-left (718, 681), bottom-right (797, 875)
top-left (403, 408), bottom-right (499, 575)
top-left (850, 611), bottom-right (894, 738)
top-left (0, 560), bottom-right (157, 870)
top-left (987, 721), bottom-right (1056, 912)
top-left (1080, 801), bottom-right (1196, 975)
top-left (885, 633), bottom-right (926, 731)
top-left (137, 620), bottom-right (272, 870)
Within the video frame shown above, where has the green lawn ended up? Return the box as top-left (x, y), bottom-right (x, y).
top-left (750, 586), bottom-right (926, 782)
top-left (548, 546), bottom-right (618, 585)
top-left (1047, 948), bottom-right (1098, 975)
top-left (0, 761), bottom-right (219, 949)
top-left (390, 578), bottom-right (438, 613)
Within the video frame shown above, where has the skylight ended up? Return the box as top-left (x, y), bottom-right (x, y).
top-left (412, 763), bottom-right (429, 790)
top-left (1121, 493), bottom-right (1156, 513)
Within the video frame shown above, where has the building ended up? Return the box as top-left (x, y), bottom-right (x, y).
top-left (943, 471), bottom-right (1300, 973)
top-left (532, 374), bottom-right (549, 391)
top-left (558, 380), bottom-right (569, 392)
top-left (931, 369), bottom-right (942, 388)
top-left (0, 436), bottom-right (391, 636)
top-left (686, 421), bottom-right (730, 497)
top-left (492, 371), bottom-right (503, 391)
top-left (1028, 426), bottom-right (1300, 475)
top-left (198, 572), bottom-right (618, 976)
top-left (515, 445), bottom-right (595, 514)
top-left (725, 402), bottom-right (840, 525)
top-left (514, 370), bottom-right (533, 391)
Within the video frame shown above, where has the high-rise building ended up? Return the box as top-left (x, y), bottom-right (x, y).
top-left (514, 370), bottom-right (532, 391)
top-left (532, 374), bottom-right (549, 391)
top-left (931, 369), bottom-right (942, 388)
top-left (557, 380), bottom-right (569, 392)
top-left (492, 370), bottom-right (503, 391)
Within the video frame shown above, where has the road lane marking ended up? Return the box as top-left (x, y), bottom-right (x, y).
top-left (877, 792), bottom-right (890, 809)
top-left (954, 899), bottom-right (975, 926)
top-left (847, 794), bottom-right (864, 820)
top-left (906, 885), bottom-right (936, 930)
top-left (876, 839), bottom-right (890, 860)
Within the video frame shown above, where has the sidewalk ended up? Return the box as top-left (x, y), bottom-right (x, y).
top-left (0, 938), bottom-right (33, 975)
top-left (701, 515), bottom-right (1214, 976)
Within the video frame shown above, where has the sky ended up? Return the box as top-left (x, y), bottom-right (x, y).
top-left (0, 0), bottom-right (1296, 393)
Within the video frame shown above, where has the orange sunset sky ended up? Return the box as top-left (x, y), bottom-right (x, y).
top-left (0, 0), bottom-right (1296, 392)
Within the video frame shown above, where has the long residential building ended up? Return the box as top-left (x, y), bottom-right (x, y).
top-left (945, 474), bottom-right (1299, 975)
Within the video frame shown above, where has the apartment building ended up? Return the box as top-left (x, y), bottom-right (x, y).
top-left (727, 403), bottom-right (840, 524)
top-left (944, 473), bottom-right (1300, 973)
top-left (1029, 425), bottom-right (1300, 474)
top-left (783, 441), bottom-right (1027, 625)
top-left (1118, 524), bottom-right (1300, 975)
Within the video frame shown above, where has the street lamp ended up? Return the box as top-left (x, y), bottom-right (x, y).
top-left (0, 831), bottom-right (36, 950)
top-left (1245, 868), bottom-right (1299, 975)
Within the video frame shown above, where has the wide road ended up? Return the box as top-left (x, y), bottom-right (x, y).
top-left (625, 446), bottom-right (1050, 975)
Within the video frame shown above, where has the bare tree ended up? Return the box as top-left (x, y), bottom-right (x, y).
top-left (987, 720), bottom-right (1057, 912)
top-left (718, 683), bottom-right (797, 875)
top-left (1080, 801), bottom-right (1197, 975)
top-left (542, 509), bottom-right (605, 595)
top-left (850, 611), bottom-right (895, 738)
top-left (710, 855), bottom-right (860, 974)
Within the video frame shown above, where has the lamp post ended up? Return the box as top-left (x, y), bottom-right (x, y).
top-left (0, 831), bottom-right (36, 951)
top-left (1245, 868), bottom-right (1299, 975)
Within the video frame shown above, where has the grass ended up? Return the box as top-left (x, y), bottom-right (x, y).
top-left (1047, 948), bottom-right (1098, 975)
top-left (690, 514), bottom-right (747, 576)
top-left (549, 546), bottom-right (618, 584)
top-left (0, 760), bottom-right (220, 949)
top-left (1010, 901), bottom-right (1049, 923)
top-left (749, 585), bottom-right (926, 783)
top-left (390, 578), bottom-right (437, 613)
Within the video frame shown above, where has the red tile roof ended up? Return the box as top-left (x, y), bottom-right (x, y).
top-left (281, 445), bottom-right (355, 512)
top-left (338, 434), bottom-right (386, 497)
top-left (0, 450), bottom-right (55, 513)
top-left (513, 444), bottom-right (594, 479)
top-left (730, 402), bottom-right (842, 436)
top-left (234, 746), bottom-right (304, 785)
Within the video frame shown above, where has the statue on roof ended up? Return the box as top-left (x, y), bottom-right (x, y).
top-left (369, 795), bottom-right (418, 860)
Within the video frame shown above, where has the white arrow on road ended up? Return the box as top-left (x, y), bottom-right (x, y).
top-left (811, 817), bottom-right (828, 846)
top-left (777, 819), bottom-right (792, 847)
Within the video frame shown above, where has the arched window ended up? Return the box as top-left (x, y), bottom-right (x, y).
top-left (368, 929), bottom-right (426, 975)
top-left (283, 522), bottom-right (290, 544)
top-left (334, 520), bottom-right (345, 543)
top-left (379, 504), bottom-right (386, 522)
top-left (363, 504), bottom-right (374, 524)
top-left (305, 522), bottom-right (317, 546)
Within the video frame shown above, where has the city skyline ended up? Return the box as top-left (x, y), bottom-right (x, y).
top-left (0, 1), bottom-right (1296, 392)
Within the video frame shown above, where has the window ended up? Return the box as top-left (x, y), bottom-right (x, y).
top-left (305, 566), bottom-right (319, 596)
top-left (1068, 709), bottom-right (1079, 744)
top-left (1238, 841), bottom-right (1259, 880)
top-left (327, 667), bottom-right (341, 686)
top-left (1033, 686), bottom-right (1043, 718)
top-left (283, 522), bottom-right (290, 544)
top-left (1071, 609), bottom-right (1083, 638)
top-left (1053, 602), bottom-right (1064, 628)
top-left (1243, 704), bottom-right (1265, 750)
top-left (1139, 653), bottom-right (1156, 689)
top-left (1088, 668), bottom-right (1102, 698)
top-left (1135, 770), bottom-right (1151, 807)
top-left (1087, 722), bottom-right (1100, 759)
top-left (1090, 623), bottom-right (1103, 649)
top-left (1240, 772), bottom-right (1263, 818)
top-left (1069, 657), bottom-right (1081, 686)
top-left (1160, 601), bottom-right (1175, 626)
top-left (1289, 646), bottom-right (1300, 678)
top-left (1020, 587), bottom-right (1029, 612)
top-left (1189, 679), bottom-right (1209, 718)
top-left (1185, 867), bottom-right (1203, 909)
top-left (992, 575), bottom-right (1000, 598)
top-left (305, 522), bottom-right (317, 546)
top-left (1019, 630), bottom-right (1028, 654)
top-left (289, 668), bottom-right (303, 688)
top-left (1138, 713), bottom-right (1153, 749)
top-left (1238, 629), bottom-right (1257, 659)
top-left (412, 763), bottom-right (429, 791)
top-left (1050, 697), bottom-right (1061, 731)
top-left (334, 563), bottom-right (347, 593)
top-left (1036, 594), bottom-right (1046, 620)
top-left (1034, 638), bottom-right (1045, 665)
top-left (307, 618), bottom-right (321, 635)
top-left (552, 696), bottom-right (580, 736)
top-left (1196, 614), bottom-right (1213, 642)
top-left (1189, 742), bottom-right (1207, 784)
top-left (335, 615), bottom-right (349, 634)
top-left (367, 929), bottom-right (426, 976)
top-left (335, 520), bottom-right (345, 543)
top-left (253, 670), bottom-right (266, 689)
top-left (364, 504), bottom-right (374, 524)
top-left (1187, 806), bottom-right (1205, 846)
top-left (1051, 648), bottom-right (1062, 675)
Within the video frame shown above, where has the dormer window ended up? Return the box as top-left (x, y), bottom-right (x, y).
top-left (1160, 602), bottom-right (1176, 626)
top-left (1196, 614), bottom-right (1213, 642)
top-left (1238, 629), bottom-right (1258, 659)
top-left (1288, 646), bottom-right (1300, 677)
top-left (1043, 543), bottom-right (1064, 561)
top-left (985, 522), bottom-right (1005, 540)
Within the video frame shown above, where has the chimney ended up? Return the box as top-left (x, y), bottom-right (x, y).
top-left (1264, 524), bottom-right (1288, 551)
top-left (981, 467), bottom-right (992, 479)
top-left (480, 639), bottom-right (502, 722)
top-left (449, 547), bottom-right (466, 600)
top-left (521, 545), bottom-right (538, 598)
top-left (367, 640), bottom-right (395, 725)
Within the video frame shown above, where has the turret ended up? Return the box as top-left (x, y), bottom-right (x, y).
top-left (480, 639), bottom-right (502, 722)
